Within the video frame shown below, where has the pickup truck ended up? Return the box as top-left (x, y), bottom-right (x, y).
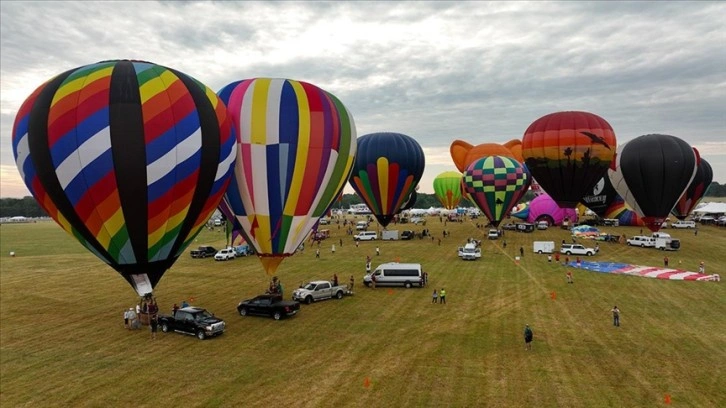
top-left (190, 246), bottom-right (217, 258)
top-left (237, 294), bottom-right (300, 320)
top-left (157, 307), bottom-right (226, 340)
top-left (292, 280), bottom-right (350, 304)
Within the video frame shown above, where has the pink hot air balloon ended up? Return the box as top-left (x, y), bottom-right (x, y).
top-left (526, 194), bottom-right (578, 226)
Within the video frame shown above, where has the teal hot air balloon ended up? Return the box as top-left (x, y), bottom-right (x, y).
top-left (349, 132), bottom-right (425, 228)
top-left (433, 171), bottom-right (463, 210)
top-left (463, 156), bottom-right (529, 227)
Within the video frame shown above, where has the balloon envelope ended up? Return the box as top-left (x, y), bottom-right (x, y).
top-left (463, 156), bottom-right (528, 227)
top-left (672, 157), bottom-right (712, 220)
top-left (433, 171), bottom-right (463, 210)
top-left (349, 132), bottom-right (425, 227)
top-left (12, 60), bottom-right (236, 295)
top-left (522, 111), bottom-right (616, 208)
top-left (218, 78), bottom-right (356, 275)
top-left (608, 134), bottom-right (697, 232)
top-left (526, 194), bottom-right (578, 226)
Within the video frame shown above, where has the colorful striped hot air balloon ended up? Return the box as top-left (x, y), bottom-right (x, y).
top-left (463, 156), bottom-right (529, 227)
top-left (218, 78), bottom-right (356, 275)
top-left (12, 60), bottom-right (236, 295)
top-left (349, 132), bottom-right (425, 228)
top-left (522, 111), bottom-right (617, 208)
top-left (672, 155), bottom-right (713, 220)
top-left (433, 171), bottom-right (463, 210)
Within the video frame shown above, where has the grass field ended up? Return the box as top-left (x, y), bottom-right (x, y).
top-left (1, 215), bottom-right (724, 407)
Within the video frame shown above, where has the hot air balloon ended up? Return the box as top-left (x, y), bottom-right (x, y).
top-left (349, 132), bottom-right (425, 227)
top-left (463, 156), bottom-right (529, 227)
top-left (580, 176), bottom-right (618, 217)
top-left (604, 195), bottom-right (645, 227)
top-left (672, 156), bottom-right (713, 220)
top-left (433, 171), bottom-right (463, 209)
top-left (12, 60), bottom-right (236, 295)
top-left (522, 111), bottom-right (617, 208)
top-left (450, 139), bottom-right (523, 172)
top-left (218, 78), bottom-right (356, 275)
top-left (525, 194), bottom-right (578, 226)
top-left (608, 134), bottom-right (697, 232)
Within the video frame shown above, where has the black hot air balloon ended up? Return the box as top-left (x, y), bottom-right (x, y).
top-left (672, 155), bottom-right (713, 220)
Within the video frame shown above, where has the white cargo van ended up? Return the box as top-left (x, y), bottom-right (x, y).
top-left (363, 262), bottom-right (423, 288)
top-left (533, 241), bottom-right (555, 254)
top-left (671, 220), bottom-right (696, 229)
top-left (354, 231), bottom-right (378, 241)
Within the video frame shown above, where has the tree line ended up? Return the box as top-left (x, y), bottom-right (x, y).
top-left (2, 182), bottom-right (725, 218)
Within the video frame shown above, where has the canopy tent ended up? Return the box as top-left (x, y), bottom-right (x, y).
top-left (692, 202), bottom-right (726, 215)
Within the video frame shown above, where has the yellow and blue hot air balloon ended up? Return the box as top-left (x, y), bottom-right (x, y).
top-left (348, 132), bottom-right (425, 228)
top-left (12, 60), bottom-right (236, 295)
top-left (218, 78), bottom-right (357, 275)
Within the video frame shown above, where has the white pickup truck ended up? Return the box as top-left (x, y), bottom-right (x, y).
top-left (292, 280), bottom-right (350, 304)
top-left (458, 243), bottom-right (482, 260)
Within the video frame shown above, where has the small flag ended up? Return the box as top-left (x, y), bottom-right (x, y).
top-left (363, 377), bottom-right (371, 388)
top-left (550, 291), bottom-right (557, 300)
top-left (387, 289), bottom-right (394, 295)
top-left (664, 394), bottom-right (671, 404)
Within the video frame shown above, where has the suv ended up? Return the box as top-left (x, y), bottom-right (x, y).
top-left (487, 229), bottom-right (499, 239)
top-left (560, 244), bottom-right (597, 256)
top-left (214, 248), bottom-right (236, 261)
top-left (626, 236), bottom-right (656, 248)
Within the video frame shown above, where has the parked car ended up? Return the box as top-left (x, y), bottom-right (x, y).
top-left (236, 294), bottom-right (300, 320)
top-left (516, 223), bottom-right (535, 233)
top-left (626, 236), bottom-right (656, 248)
top-left (354, 231), bottom-right (378, 241)
top-left (190, 246), bottom-right (217, 258)
top-left (560, 243), bottom-right (597, 256)
top-left (158, 307), bottom-right (225, 340)
top-left (671, 220), bottom-right (696, 229)
top-left (458, 243), bottom-right (482, 260)
top-left (400, 230), bottom-right (415, 240)
top-left (292, 280), bottom-right (350, 304)
top-left (214, 248), bottom-right (236, 261)
top-left (487, 229), bottom-right (499, 239)
top-left (536, 221), bottom-right (549, 230)
top-left (717, 216), bottom-right (726, 226)
top-left (364, 262), bottom-right (424, 288)
top-left (319, 217), bottom-right (331, 225)
top-left (502, 223), bottom-right (517, 231)
top-left (411, 217), bottom-right (425, 225)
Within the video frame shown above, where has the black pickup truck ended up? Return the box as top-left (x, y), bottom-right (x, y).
top-left (236, 294), bottom-right (300, 320)
top-left (190, 246), bottom-right (217, 258)
top-left (157, 307), bottom-right (226, 340)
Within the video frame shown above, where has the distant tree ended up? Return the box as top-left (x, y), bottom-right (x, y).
top-left (705, 182), bottom-right (725, 197)
top-left (0, 197), bottom-right (48, 218)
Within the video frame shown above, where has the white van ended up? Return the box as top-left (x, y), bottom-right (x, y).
top-left (671, 220), bottom-right (696, 229)
top-left (364, 263), bottom-right (423, 288)
top-left (533, 241), bottom-right (555, 254)
top-left (626, 236), bottom-right (656, 248)
top-left (354, 231), bottom-right (378, 241)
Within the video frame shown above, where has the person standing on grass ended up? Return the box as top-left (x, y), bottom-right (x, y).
top-left (566, 270), bottom-right (573, 284)
top-left (150, 314), bottom-right (159, 339)
top-left (376, 246), bottom-right (380, 256)
top-left (664, 256), bottom-right (669, 267)
top-left (316, 248), bottom-right (320, 258)
top-left (432, 289), bottom-right (438, 304)
top-left (124, 308), bottom-right (130, 329)
top-left (349, 275), bottom-right (354, 291)
top-left (611, 306), bottom-right (620, 327)
top-left (519, 246), bottom-right (524, 257)
top-left (524, 324), bottom-right (533, 350)
top-left (440, 288), bottom-right (446, 304)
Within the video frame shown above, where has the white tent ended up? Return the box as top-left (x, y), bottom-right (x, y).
top-left (692, 202), bottom-right (726, 215)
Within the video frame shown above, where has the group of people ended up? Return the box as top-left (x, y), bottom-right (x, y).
top-left (267, 276), bottom-right (284, 297)
top-left (431, 288), bottom-right (446, 304)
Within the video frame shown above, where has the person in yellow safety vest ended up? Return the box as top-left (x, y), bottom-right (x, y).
top-left (439, 288), bottom-right (446, 304)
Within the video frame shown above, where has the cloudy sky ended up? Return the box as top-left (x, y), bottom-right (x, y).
top-left (1, 1), bottom-right (724, 198)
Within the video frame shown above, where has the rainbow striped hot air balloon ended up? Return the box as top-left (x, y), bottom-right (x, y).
top-left (433, 171), bottom-right (463, 210)
top-left (12, 60), bottom-right (236, 295)
top-left (218, 78), bottom-right (356, 276)
top-left (349, 132), bottom-right (425, 228)
top-left (463, 156), bottom-right (529, 227)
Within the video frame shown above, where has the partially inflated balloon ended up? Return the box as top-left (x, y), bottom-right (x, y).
top-left (672, 156), bottom-right (712, 220)
top-left (526, 194), bottom-right (578, 226)
top-left (433, 171), bottom-right (463, 209)
top-left (218, 78), bottom-right (356, 275)
top-left (609, 134), bottom-right (697, 232)
top-left (522, 111), bottom-right (616, 208)
top-left (349, 132), bottom-right (425, 227)
top-left (12, 60), bottom-right (236, 295)
top-left (463, 156), bottom-right (529, 227)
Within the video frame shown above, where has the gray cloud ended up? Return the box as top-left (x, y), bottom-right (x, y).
top-left (1, 1), bottom-right (724, 198)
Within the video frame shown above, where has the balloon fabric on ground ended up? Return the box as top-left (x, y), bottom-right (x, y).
top-left (433, 171), bottom-right (464, 210)
top-left (349, 132), bottom-right (425, 228)
top-left (11, 60), bottom-right (236, 295)
top-left (218, 78), bottom-right (357, 275)
top-left (463, 155), bottom-right (528, 227)
top-left (608, 134), bottom-right (697, 232)
top-left (522, 111), bottom-right (617, 208)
